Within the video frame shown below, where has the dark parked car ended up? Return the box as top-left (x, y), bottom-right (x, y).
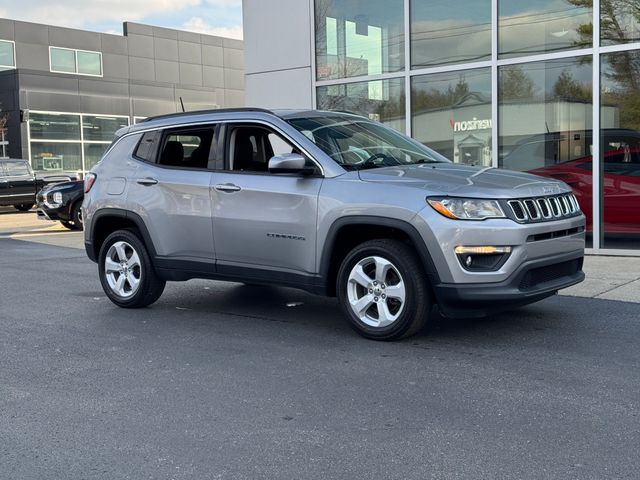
top-left (0, 158), bottom-right (41, 211)
top-left (36, 180), bottom-right (84, 230)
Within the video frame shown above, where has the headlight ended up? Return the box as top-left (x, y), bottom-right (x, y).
top-left (52, 192), bottom-right (63, 205)
top-left (427, 197), bottom-right (506, 220)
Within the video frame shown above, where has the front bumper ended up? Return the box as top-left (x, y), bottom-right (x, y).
top-left (433, 249), bottom-right (584, 318)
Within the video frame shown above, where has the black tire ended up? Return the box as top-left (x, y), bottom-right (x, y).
top-left (60, 220), bottom-right (75, 230)
top-left (71, 203), bottom-right (83, 230)
top-left (336, 239), bottom-right (432, 341)
top-left (98, 229), bottom-right (166, 308)
top-left (14, 203), bottom-right (34, 212)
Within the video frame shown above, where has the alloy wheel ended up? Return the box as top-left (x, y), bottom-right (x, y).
top-left (104, 241), bottom-right (142, 298)
top-left (346, 256), bottom-right (406, 328)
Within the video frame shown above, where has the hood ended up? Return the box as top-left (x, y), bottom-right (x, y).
top-left (357, 163), bottom-right (570, 199)
top-left (40, 179), bottom-right (82, 194)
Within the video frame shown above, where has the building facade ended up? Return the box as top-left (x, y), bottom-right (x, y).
top-left (0, 18), bottom-right (244, 175)
top-left (242, 0), bottom-right (640, 255)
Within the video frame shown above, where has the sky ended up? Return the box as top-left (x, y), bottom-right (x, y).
top-left (0, 0), bottom-right (243, 39)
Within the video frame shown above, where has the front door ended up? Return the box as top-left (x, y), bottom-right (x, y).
top-left (211, 123), bottom-right (322, 275)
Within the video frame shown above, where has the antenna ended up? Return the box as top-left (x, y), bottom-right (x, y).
top-left (179, 97), bottom-right (185, 113)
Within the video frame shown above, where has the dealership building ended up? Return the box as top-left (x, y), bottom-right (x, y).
top-left (243, 0), bottom-right (640, 254)
top-left (0, 18), bottom-right (243, 174)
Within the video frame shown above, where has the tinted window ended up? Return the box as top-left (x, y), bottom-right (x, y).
top-left (134, 131), bottom-right (160, 162)
top-left (158, 127), bottom-right (215, 169)
top-left (4, 161), bottom-right (31, 176)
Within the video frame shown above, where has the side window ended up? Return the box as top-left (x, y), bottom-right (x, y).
top-left (157, 126), bottom-right (216, 169)
top-left (134, 131), bottom-right (159, 162)
top-left (228, 125), bottom-right (300, 173)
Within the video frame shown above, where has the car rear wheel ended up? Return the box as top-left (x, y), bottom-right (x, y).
top-left (337, 239), bottom-right (432, 341)
top-left (99, 229), bottom-right (165, 308)
top-left (14, 204), bottom-right (34, 212)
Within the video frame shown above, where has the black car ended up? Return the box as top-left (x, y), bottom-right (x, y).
top-left (0, 158), bottom-right (40, 211)
top-left (36, 180), bottom-right (84, 230)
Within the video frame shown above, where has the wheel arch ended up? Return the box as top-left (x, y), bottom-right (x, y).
top-left (319, 216), bottom-right (440, 297)
top-left (87, 208), bottom-right (156, 262)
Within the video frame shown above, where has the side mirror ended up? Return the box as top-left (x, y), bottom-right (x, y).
top-left (268, 153), bottom-right (314, 175)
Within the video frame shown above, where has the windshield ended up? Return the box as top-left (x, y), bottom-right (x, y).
top-left (287, 115), bottom-right (451, 170)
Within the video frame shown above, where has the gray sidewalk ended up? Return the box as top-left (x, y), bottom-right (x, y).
top-left (562, 255), bottom-right (640, 304)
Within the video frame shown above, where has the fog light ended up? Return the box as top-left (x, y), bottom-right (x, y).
top-left (455, 246), bottom-right (512, 272)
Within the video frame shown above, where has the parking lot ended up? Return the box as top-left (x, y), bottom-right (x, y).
top-left (1, 210), bottom-right (639, 479)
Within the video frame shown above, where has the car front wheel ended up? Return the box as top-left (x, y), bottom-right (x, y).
top-left (337, 239), bottom-right (432, 341)
top-left (98, 229), bottom-right (165, 308)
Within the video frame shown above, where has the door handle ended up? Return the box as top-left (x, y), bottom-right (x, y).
top-left (214, 183), bottom-right (241, 193)
top-left (136, 178), bottom-right (158, 186)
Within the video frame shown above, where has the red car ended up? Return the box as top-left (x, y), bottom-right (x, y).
top-left (530, 148), bottom-right (640, 235)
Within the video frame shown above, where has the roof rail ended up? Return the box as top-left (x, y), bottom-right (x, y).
top-left (141, 107), bottom-right (275, 123)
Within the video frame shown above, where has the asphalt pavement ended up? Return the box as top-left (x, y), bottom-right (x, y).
top-left (1, 212), bottom-right (639, 479)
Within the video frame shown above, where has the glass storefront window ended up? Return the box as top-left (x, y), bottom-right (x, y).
top-left (30, 142), bottom-right (82, 174)
top-left (50, 47), bottom-right (76, 73)
top-left (30, 113), bottom-right (81, 141)
top-left (82, 115), bottom-right (128, 141)
top-left (317, 78), bottom-right (406, 133)
top-left (315, 0), bottom-right (404, 80)
top-left (499, 1), bottom-right (593, 59)
top-left (77, 51), bottom-right (102, 76)
top-left (83, 143), bottom-right (110, 171)
top-left (411, 0), bottom-right (491, 68)
top-left (601, 50), bottom-right (640, 249)
top-left (602, 1), bottom-right (640, 45)
top-left (0, 40), bottom-right (15, 70)
top-left (412, 68), bottom-right (491, 165)
top-left (499, 57), bottom-right (593, 243)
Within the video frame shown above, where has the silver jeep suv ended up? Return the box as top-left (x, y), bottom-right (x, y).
top-left (83, 109), bottom-right (585, 340)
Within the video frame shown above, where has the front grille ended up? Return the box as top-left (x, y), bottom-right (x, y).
top-left (518, 258), bottom-right (583, 290)
top-left (507, 193), bottom-right (580, 223)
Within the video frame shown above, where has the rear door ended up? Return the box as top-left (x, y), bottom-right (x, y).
top-left (125, 124), bottom-right (217, 273)
top-left (210, 122), bottom-right (323, 275)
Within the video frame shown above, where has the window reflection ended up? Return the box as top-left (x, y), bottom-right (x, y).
top-left (411, 0), bottom-right (491, 67)
top-left (601, 50), bottom-right (640, 248)
top-left (0, 40), bottom-right (15, 70)
top-left (499, 58), bottom-right (593, 244)
top-left (601, 0), bottom-right (640, 45)
top-left (315, 0), bottom-right (404, 80)
top-left (499, 0), bottom-right (593, 58)
top-left (317, 78), bottom-right (406, 133)
top-left (412, 68), bottom-right (492, 165)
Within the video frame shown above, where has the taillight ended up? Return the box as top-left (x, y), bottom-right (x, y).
top-left (84, 173), bottom-right (96, 193)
